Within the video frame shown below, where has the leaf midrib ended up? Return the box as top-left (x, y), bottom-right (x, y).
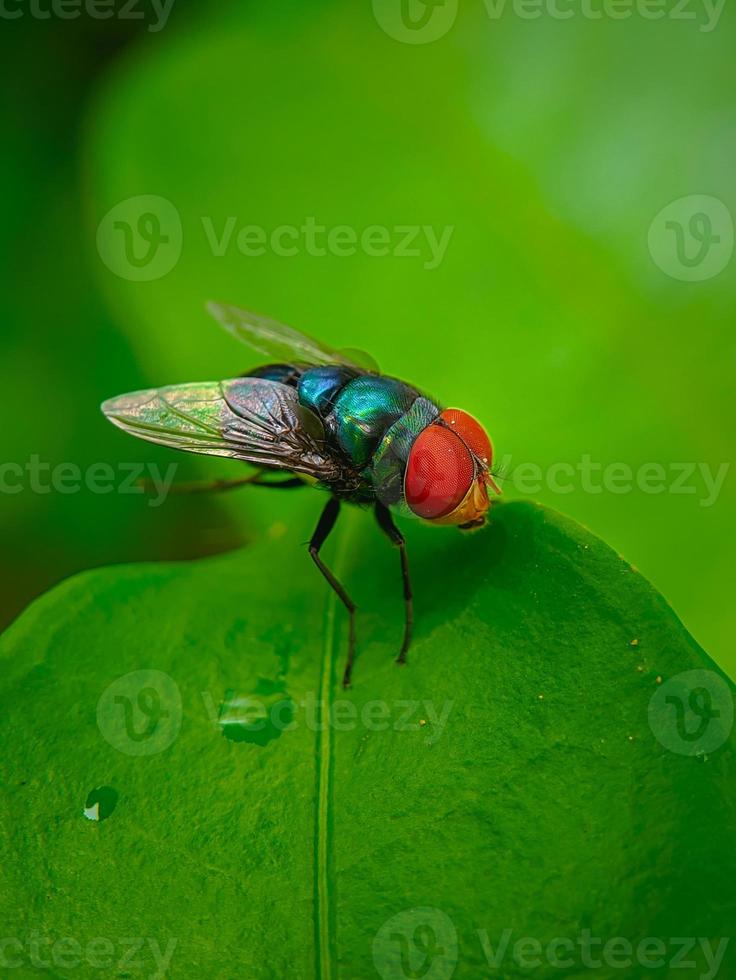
top-left (314, 517), bottom-right (350, 980)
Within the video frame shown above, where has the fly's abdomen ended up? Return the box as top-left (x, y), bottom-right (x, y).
top-left (243, 363), bottom-right (302, 385)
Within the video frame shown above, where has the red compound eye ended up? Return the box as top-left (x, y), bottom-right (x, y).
top-left (405, 425), bottom-right (474, 520)
top-left (440, 409), bottom-right (492, 465)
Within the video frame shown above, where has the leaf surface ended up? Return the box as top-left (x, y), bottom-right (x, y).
top-left (1, 501), bottom-right (734, 978)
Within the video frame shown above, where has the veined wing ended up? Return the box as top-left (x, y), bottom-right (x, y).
top-left (207, 301), bottom-right (379, 372)
top-left (101, 377), bottom-right (340, 480)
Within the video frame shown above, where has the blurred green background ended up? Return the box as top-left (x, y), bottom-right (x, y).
top-left (1, 0), bottom-right (734, 678)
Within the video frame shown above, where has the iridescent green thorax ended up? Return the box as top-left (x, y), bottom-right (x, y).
top-left (366, 397), bottom-right (441, 510)
top-left (296, 366), bottom-right (425, 470)
top-left (329, 376), bottom-right (420, 468)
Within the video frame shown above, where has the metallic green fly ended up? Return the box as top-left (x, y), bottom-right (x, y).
top-left (102, 303), bottom-right (501, 686)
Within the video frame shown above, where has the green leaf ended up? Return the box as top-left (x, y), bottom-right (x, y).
top-left (1, 501), bottom-right (734, 979)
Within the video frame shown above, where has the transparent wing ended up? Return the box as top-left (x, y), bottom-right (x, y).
top-left (101, 377), bottom-right (340, 480)
top-left (207, 301), bottom-right (379, 372)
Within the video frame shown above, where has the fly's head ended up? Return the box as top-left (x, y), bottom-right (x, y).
top-left (403, 408), bottom-right (501, 530)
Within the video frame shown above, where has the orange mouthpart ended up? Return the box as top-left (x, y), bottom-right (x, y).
top-left (426, 474), bottom-right (492, 526)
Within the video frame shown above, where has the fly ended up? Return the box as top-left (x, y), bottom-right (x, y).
top-left (101, 302), bottom-right (501, 686)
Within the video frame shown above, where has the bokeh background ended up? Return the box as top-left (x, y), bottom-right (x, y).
top-left (1, 0), bottom-right (734, 678)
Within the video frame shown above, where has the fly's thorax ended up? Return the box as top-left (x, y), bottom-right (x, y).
top-left (304, 373), bottom-right (421, 470)
top-left (366, 397), bottom-right (441, 514)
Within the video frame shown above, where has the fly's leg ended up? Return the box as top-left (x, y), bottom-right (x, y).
top-left (375, 502), bottom-right (413, 666)
top-left (248, 477), bottom-right (305, 489)
top-left (309, 497), bottom-right (357, 688)
top-left (138, 471), bottom-right (305, 495)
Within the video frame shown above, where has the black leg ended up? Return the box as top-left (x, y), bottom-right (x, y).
top-left (309, 497), bottom-right (357, 688)
top-left (375, 502), bottom-right (413, 666)
top-left (138, 471), bottom-right (305, 495)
